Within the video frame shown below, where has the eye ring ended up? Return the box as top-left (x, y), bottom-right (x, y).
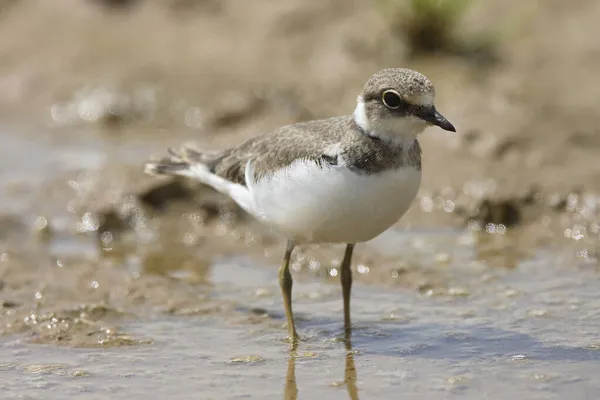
top-left (382, 90), bottom-right (402, 109)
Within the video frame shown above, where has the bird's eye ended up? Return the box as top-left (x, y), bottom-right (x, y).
top-left (381, 90), bottom-right (403, 109)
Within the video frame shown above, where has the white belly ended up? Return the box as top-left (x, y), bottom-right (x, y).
top-left (247, 160), bottom-right (421, 244)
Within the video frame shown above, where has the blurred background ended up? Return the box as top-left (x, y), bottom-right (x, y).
top-left (1, 1), bottom-right (600, 398)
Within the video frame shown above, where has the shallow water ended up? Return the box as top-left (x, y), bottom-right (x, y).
top-left (2, 244), bottom-right (600, 399)
top-left (2, 125), bottom-right (600, 400)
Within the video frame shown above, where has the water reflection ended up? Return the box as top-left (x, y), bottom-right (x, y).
top-left (284, 343), bottom-right (298, 400)
top-left (284, 330), bottom-right (359, 400)
top-left (343, 331), bottom-right (359, 400)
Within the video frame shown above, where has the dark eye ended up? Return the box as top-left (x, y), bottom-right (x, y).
top-left (382, 90), bottom-right (403, 109)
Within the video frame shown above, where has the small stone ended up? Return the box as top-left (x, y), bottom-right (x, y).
top-left (23, 364), bottom-right (66, 374)
top-left (1, 300), bottom-right (20, 308)
top-left (227, 355), bottom-right (264, 364)
top-left (448, 287), bottom-right (469, 297)
top-left (447, 375), bottom-right (469, 385)
top-left (434, 253), bottom-right (451, 265)
top-left (255, 288), bottom-right (271, 297)
top-left (527, 309), bottom-right (549, 317)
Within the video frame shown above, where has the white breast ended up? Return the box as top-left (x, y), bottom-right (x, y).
top-left (246, 160), bottom-right (421, 244)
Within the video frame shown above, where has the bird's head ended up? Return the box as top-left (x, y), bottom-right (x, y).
top-left (354, 68), bottom-right (455, 144)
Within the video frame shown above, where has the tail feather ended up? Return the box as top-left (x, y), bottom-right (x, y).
top-left (143, 158), bottom-right (191, 176)
top-left (143, 143), bottom-right (254, 215)
top-left (144, 143), bottom-right (214, 177)
top-left (169, 144), bottom-right (221, 164)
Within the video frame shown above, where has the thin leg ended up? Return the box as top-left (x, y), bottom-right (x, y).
top-left (340, 243), bottom-right (355, 333)
top-left (279, 240), bottom-right (298, 340)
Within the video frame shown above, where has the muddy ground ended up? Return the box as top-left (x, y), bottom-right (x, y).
top-left (1, 1), bottom-right (600, 399)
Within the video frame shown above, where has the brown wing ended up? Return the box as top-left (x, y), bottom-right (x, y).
top-left (205, 116), bottom-right (351, 185)
top-left (147, 116), bottom-right (351, 184)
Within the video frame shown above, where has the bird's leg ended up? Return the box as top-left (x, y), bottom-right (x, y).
top-left (340, 243), bottom-right (355, 333)
top-left (279, 240), bottom-right (298, 341)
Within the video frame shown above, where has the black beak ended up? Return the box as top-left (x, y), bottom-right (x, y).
top-left (415, 106), bottom-right (456, 132)
top-left (432, 110), bottom-right (456, 132)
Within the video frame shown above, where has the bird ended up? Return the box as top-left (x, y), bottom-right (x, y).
top-left (144, 68), bottom-right (456, 341)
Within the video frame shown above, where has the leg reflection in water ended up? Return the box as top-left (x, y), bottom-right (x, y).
top-left (284, 341), bottom-right (299, 400)
top-left (343, 329), bottom-right (359, 400)
top-left (283, 329), bottom-right (359, 400)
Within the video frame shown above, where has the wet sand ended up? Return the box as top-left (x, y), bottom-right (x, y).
top-left (1, 1), bottom-right (600, 399)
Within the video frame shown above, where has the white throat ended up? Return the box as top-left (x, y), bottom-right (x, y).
top-left (353, 96), bottom-right (428, 148)
top-left (353, 96), bottom-right (371, 132)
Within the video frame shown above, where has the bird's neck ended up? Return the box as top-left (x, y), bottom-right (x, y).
top-left (353, 97), bottom-right (423, 150)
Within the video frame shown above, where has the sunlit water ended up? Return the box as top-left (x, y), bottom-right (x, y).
top-left (2, 250), bottom-right (600, 399)
top-left (1, 126), bottom-right (600, 399)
